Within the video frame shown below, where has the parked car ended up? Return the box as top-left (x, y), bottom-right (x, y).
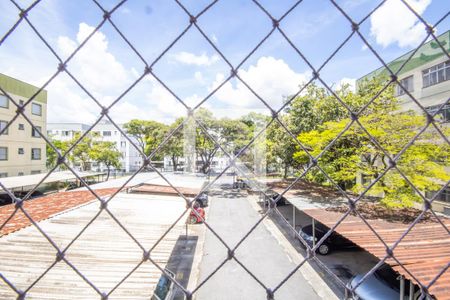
top-left (0, 190), bottom-right (44, 206)
top-left (262, 190), bottom-right (287, 207)
top-left (347, 264), bottom-right (418, 300)
top-left (298, 222), bottom-right (356, 255)
top-left (232, 178), bottom-right (247, 189)
top-left (152, 268), bottom-right (176, 300)
top-left (195, 192), bottom-right (209, 207)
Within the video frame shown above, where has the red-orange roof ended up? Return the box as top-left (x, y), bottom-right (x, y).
top-left (303, 208), bottom-right (450, 300)
top-left (0, 188), bottom-right (118, 236)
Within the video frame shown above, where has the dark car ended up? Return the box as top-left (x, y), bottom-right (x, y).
top-left (195, 192), bottom-right (209, 207)
top-left (263, 190), bottom-right (287, 207)
top-left (347, 264), bottom-right (418, 300)
top-left (298, 222), bottom-right (356, 255)
top-left (0, 190), bottom-right (44, 206)
top-left (151, 268), bottom-right (176, 300)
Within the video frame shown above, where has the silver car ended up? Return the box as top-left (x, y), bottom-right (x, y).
top-left (347, 264), bottom-right (417, 300)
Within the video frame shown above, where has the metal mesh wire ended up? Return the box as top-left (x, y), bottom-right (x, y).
top-left (0, 0), bottom-right (449, 299)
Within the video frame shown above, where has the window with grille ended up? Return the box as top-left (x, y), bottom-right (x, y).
top-left (422, 60), bottom-right (450, 88)
top-left (0, 120), bottom-right (8, 135)
top-left (31, 102), bottom-right (42, 116)
top-left (31, 148), bottom-right (41, 160)
top-left (0, 147), bottom-right (7, 160)
top-left (32, 126), bottom-right (41, 138)
top-left (0, 94), bottom-right (8, 108)
top-left (395, 75), bottom-right (414, 96)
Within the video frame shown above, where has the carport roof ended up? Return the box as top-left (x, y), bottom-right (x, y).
top-left (0, 171), bottom-right (106, 190)
top-left (302, 208), bottom-right (450, 300)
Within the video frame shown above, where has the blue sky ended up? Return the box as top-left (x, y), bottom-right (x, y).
top-left (0, 0), bottom-right (449, 124)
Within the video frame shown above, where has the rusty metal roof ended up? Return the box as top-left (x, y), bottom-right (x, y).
top-left (302, 208), bottom-right (450, 300)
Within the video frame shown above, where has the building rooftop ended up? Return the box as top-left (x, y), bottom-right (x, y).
top-left (302, 208), bottom-right (450, 300)
top-left (0, 192), bottom-right (187, 299)
top-left (0, 73), bottom-right (47, 103)
top-left (357, 30), bottom-right (450, 84)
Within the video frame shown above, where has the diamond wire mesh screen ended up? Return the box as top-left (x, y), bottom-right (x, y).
top-left (0, 0), bottom-right (449, 299)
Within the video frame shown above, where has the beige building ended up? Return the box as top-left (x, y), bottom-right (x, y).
top-left (0, 73), bottom-right (47, 178)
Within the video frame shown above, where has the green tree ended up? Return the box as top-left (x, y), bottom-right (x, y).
top-left (90, 141), bottom-right (122, 180)
top-left (46, 139), bottom-right (70, 169)
top-left (123, 119), bottom-right (167, 163)
top-left (195, 108), bottom-right (250, 173)
top-left (161, 118), bottom-right (184, 171)
top-left (293, 79), bottom-right (449, 207)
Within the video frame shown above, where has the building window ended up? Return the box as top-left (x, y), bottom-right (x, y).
top-left (31, 170), bottom-right (41, 175)
top-left (31, 148), bottom-right (41, 160)
top-left (18, 148), bottom-right (24, 155)
top-left (0, 94), bottom-right (8, 108)
top-left (0, 173), bottom-right (7, 178)
top-left (62, 130), bottom-right (70, 136)
top-left (19, 123), bottom-right (25, 130)
top-left (0, 147), bottom-right (7, 160)
top-left (103, 131), bottom-right (111, 136)
top-left (18, 172), bottom-right (24, 176)
top-left (426, 103), bottom-right (450, 123)
top-left (121, 141), bottom-right (126, 147)
top-left (31, 103), bottom-right (42, 116)
top-left (0, 120), bottom-right (8, 135)
top-left (422, 60), bottom-right (450, 88)
top-left (19, 100), bottom-right (24, 106)
top-left (32, 126), bottom-right (41, 138)
top-left (395, 75), bottom-right (414, 96)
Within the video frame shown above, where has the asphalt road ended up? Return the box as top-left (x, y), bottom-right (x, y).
top-left (195, 182), bottom-right (320, 300)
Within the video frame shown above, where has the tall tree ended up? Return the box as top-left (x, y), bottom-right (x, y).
top-left (161, 118), bottom-right (184, 172)
top-left (90, 141), bottom-right (122, 180)
top-left (123, 119), bottom-right (167, 163)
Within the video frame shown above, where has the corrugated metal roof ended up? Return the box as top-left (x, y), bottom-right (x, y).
top-left (302, 208), bottom-right (450, 300)
top-left (0, 193), bottom-right (187, 299)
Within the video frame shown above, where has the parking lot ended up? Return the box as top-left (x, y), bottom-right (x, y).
top-left (252, 198), bottom-right (380, 298)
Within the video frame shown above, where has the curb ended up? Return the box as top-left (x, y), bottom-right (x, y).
top-left (247, 198), bottom-right (339, 300)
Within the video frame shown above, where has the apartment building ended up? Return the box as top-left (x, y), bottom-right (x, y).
top-left (0, 73), bottom-right (47, 178)
top-left (47, 120), bottom-right (142, 173)
top-left (357, 30), bottom-right (450, 121)
top-left (357, 30), bottom-right (450, 211)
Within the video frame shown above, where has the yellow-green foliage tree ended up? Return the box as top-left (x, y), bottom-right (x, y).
top-left (294, 79), bottom-right (449, 207)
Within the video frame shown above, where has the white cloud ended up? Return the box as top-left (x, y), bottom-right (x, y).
top-left (172, 51), bottom-right (220, 66)
top-left (57, 23), bottom-right (131, 100)
top-left (370, 0), bottom-right (431, 48)
top-left (211, 34), bottom-right (218, 43)
top-left (49, 23), bottom-right (189, 124)
top-left (336, 77), bottom-right (356, 92)
top-left (194, 71), bottom-right (205, 85)
top-left (210, 56), bottom-right (308, 109)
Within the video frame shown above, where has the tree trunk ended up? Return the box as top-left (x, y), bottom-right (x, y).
top-left (283, 162), bottom-right (288, 179)
top-left (106, 166), bottom-right (111, 181)
top-left (172, 156), bottom-right (177, 172)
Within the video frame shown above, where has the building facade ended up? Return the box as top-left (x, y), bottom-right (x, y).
top-left (357, 31), bottom-right (450, 211)
top-left (357, 30), bottom-right (450, 121)
top-left (47, 121), bottom-right (142, 173)
top-left (0, 73), bottom-right (47, 178)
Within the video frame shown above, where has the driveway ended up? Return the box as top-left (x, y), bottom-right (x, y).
top-left (194, 179), bottom-right (320, 300)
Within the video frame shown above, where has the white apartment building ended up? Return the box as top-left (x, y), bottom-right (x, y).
top-left (0, 73), bottom-right (47, 178)
top-left (357, 30), bottom-right (450, 211)
top-left (47, 120), bottom-right (142, 173)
